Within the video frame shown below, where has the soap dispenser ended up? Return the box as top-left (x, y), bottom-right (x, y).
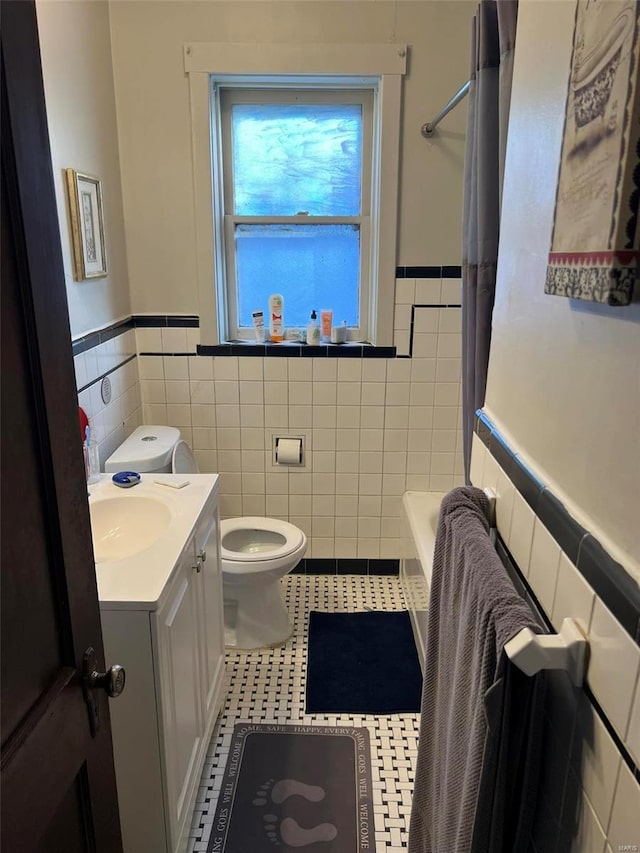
top-left (307, 310), bottom-right (320, 346)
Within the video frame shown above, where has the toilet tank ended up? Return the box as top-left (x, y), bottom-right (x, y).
top-left (104, 425), bottom-right (181, 473)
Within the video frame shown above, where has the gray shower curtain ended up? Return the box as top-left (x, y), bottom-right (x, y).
top-left (462, 0), bottom-right (518, 481)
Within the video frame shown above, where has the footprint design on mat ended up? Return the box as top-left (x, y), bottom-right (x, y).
top-left (253, 779), bottom-right (337, 847)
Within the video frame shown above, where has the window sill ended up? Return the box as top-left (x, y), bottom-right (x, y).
top-left (196, 341), bottom-right (398, 358)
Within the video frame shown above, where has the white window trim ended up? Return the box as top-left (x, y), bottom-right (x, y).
top-left (185, 42), bottom-right (406, 346)
top-left (219, 86), bottom-right (373, 341)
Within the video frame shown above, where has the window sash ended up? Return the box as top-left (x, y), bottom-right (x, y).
top-left (219, 87), bottom-right (373, 341)
top-left (223, 216), bottom-right (370, 340)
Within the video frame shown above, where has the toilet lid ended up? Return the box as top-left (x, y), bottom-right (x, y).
top-left (220, 517), bottom-right (305, 563)
top-left (172, 440), bottom-right (199, 474)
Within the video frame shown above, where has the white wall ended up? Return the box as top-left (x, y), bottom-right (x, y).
top-left (37, 0), bottom-right (141, 462)
top-left (107, 0), bottom-right (474, 315)
top-left (485, 0), bottom-right (640, 577)
top-left (37, 0), bottom-right (131, 338)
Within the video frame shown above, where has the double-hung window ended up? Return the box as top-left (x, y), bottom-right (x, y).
top-left (218, 87), bottom-right (372, 341)
top-left (185, 43), bottom-right (406, 347)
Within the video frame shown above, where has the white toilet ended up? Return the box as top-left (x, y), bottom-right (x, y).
top-left (220, 517), bottom-right (306, 650)
top-left (104, 425), bottom-right (198, 475)
top-left (105, 425), bottom-right (307, 650)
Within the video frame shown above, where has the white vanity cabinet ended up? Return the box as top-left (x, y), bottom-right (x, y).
top-left (98, 477), bottom-right (225, 853)
top-left (153, 501), bottom-right (222, 852)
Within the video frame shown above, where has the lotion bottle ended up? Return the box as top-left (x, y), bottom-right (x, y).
top-left (307, 310), bottom-right (320, 346)
top-left (269, 293), bottom-right (284, 342)
top-left (320, 310), bottom-right (333, 342)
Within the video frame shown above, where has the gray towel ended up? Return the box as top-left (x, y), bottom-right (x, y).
top-left (408, 486), bottom-right (545, 853)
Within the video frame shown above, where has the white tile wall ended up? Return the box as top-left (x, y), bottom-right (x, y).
top-left (135, 277), bottom-right (464, 558)
top-left (74, 329), bottom-right (142, 468)
top-left (588, 599), bottom-right (640, 741)
top-left (607, 761), bottom-right (640, 852)
top-left (137, 350), bottom-right (464, 557)
top-left (471, 436), bottom-right (640, 853)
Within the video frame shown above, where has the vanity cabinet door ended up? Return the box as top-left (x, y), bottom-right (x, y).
top-left (154, 554), bottom-right (202, 853)
top-left (194, 505), bottom-right (225, 732)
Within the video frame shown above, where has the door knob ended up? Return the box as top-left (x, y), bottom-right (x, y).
top-left (89, 664), bottom-right (126, 698)
top-left (83, 647), bottom-right (126, 736)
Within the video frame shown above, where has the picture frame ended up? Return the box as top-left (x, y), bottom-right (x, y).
top-left (65, 169), bottom-right (107, 280)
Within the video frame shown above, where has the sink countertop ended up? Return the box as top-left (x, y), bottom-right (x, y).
top-left (90, 473), bottom-right (219, 611)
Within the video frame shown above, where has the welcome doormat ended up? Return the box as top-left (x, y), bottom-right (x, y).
top-left (207, 723), bottom-right (374, 853)
top-left (305, 610), bottom-right (423, 714)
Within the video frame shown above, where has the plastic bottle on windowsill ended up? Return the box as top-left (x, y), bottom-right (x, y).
top-left (269, 294), bottom-right (284, 343)
top-left (307, 310), bottom-right (320, 346)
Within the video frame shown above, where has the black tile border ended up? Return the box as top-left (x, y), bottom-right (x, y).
top-left (72, 317), bottom-right (135, 356)
top-left (77, 353), bottom-right (137, 394)
top-left (133, 314), bottom-right (200, 328)
top-left (537, 490), bottom-right (588, 566)
top-left (395, 265), bottom-right (462, 279)
top-left (496, 531), bottom-right (639, 782)
top-left (291, 558), bottom-right (399, 576)
top-left (442, 265), bottom-right (463, 278)
top-left (474, 409), bottom-right (640, 647)
top-left (197, 342), bottom-right (396, 359)
top-left (578, 535), bottom-right (640, 640)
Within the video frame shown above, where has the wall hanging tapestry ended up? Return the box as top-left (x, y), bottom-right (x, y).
top-left (546, 0), bottom-right (640, 305)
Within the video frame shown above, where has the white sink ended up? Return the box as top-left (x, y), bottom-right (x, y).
top-left (90, 495), bottom-right (173, 562)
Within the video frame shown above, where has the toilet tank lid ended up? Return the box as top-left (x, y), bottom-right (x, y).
top-left (104, 425), bottom-right (181, 473)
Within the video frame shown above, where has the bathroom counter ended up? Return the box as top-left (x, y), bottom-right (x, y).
top-left (89, 473), bottom-right (219, 610)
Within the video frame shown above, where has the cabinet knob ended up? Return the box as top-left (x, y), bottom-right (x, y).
top-left (193, 555), bottom-right (203, 573)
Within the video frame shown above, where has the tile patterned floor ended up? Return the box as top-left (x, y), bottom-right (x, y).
top-left (188, 574), bottom-right (420, 853)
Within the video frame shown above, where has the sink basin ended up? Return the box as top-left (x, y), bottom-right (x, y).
top-left (90, 496), bottom-right (173, 562)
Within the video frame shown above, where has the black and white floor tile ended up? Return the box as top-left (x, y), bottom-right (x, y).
top-left (188, 575), bottom-right (420, 853)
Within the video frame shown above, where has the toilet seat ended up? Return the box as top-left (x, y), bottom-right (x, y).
top-left (172, 440), bottom-right (198, 474)
top-left (220, 517), bottom-right (305, 571)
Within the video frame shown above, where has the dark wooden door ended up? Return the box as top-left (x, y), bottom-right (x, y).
top-left (1, 2), bottom-right (123, 850)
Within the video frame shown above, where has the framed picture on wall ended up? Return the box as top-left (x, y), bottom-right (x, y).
top-left (65, 169), bottom-right (107, 280)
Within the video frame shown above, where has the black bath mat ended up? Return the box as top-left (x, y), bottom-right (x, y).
top-left (207, 723), bottom-right (374, 853)
top-left (305, 610), bottom-right (422, 714)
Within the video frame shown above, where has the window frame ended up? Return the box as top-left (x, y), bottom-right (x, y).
top-left (218, 86), bottom-right (373, 341)
top-left (185, 43), bottom-right (406, 347)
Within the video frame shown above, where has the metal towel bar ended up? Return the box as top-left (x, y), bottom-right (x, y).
top-left (482, 487), bottom-right (588, 687)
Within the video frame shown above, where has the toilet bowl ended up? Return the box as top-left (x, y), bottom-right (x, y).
top-left (104, 425), bottom-right (198, 474)
top-left (221, 517), bottom-right (306, 650)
